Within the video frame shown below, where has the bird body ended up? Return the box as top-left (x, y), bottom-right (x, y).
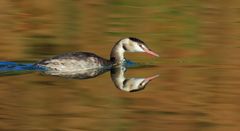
top-left (35, 37), bottom-right (159, 72)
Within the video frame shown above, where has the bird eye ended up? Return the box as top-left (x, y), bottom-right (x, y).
top-left (140, 81), bottom-right (145, 86)
top-left (139, 44), bottom-right (144, 49)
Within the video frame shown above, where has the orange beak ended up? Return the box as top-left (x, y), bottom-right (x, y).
top-left (143, 48), bottom-right (159, 57)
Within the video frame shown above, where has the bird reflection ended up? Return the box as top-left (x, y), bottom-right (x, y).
top-left (40, 66), bottom-right (110, 79)
top-left (110, 66), bottom-right (159, 92)
top-left (40, 65), bottom-right (159, 92)
top-left (0, 61), bottom-right (158, 92)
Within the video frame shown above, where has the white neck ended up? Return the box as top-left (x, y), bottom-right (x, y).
top-left (110, 39), bottom-right (128, 65)
top-left (111, 66), bottom-right (126, 89)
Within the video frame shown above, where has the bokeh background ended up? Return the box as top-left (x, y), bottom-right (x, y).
top-left (0, 0), bottom-right (240, 130)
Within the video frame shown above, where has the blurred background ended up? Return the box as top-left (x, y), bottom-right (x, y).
top-left (0, 0), bottom-right (240, 130)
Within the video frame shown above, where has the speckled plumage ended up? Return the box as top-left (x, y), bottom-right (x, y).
top-left (35, 52), bottom-right (112, 72)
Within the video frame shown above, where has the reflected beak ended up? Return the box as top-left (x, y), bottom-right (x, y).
top-left (143, 48), bottom-right (159, 57)
top-left (143, 74), bottom-right (159, 83)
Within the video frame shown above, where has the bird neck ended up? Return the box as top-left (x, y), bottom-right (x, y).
top-left (110, 42), bottom-right (125, 65)
top-left (111, 66), bottom-right (126, 89)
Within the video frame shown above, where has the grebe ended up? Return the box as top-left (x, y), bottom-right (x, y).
top-left (35, 37), bottom-right (159, 72)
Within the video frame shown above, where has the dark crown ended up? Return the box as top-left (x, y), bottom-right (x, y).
top-left (129, 37), bottom-right (145, 44)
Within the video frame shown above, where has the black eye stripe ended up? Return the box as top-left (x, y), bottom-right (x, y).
top-left (139, 44), bottom-right (144, 49)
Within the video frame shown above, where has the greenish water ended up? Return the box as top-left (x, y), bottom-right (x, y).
top-left (0, 0), bottom-right (240, 131)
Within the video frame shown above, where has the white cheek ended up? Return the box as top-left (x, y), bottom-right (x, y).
top-left (130, 42), bottom-right (144, 52)
top-left (134, 45), bottom-right (144, 52)
top-left (124, 78), bottom-right (145, 91)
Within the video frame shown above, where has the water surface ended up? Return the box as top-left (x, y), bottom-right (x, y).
top-left (0, 1), bottom-right (240, 131)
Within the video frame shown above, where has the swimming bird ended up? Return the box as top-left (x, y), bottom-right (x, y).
top-left (35, 37), bottom-right (159, 72)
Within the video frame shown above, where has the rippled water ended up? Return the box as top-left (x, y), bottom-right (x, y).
top-left (0, 1), bottom-right (240, 131)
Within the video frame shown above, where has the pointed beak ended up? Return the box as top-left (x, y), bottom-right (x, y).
top-left (143, 74), bottom-right (159, 83)
top-left (143, 48), bottom-right (159, 57)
